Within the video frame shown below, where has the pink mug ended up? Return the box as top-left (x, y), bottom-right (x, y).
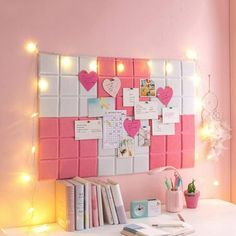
top-left (165, 190), bottom-right (183, 212)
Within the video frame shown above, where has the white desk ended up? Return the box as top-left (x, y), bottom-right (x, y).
top-left (2, 199), bottom-right (236, 236)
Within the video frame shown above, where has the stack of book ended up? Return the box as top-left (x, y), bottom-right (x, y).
top-left (55, 177), bottom-right (127, 231)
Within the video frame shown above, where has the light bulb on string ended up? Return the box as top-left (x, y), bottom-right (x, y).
top-left (186, 49), bottom-right (198, 60)
top-left (38, 78), bottom-right (48, 92)
top-left (117, 63), bottom-right (125, 73)
top-left (25, 41), bottom-right (38, 54)
top-left (89, 60), bottom-right (97, 72)
top-left (20, 173), bottom-right (32, 183)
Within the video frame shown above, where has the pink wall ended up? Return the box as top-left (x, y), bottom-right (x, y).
top-left (230, 0), bottom-right (236, 203)
top-left (0, 0), bottom-right (230, 227)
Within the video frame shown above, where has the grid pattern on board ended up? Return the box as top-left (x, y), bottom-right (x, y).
top-left (38, 54), bottom-right (195, 180)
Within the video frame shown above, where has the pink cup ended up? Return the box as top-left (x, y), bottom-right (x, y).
top-left (166, 190), bottom-right (183, 212)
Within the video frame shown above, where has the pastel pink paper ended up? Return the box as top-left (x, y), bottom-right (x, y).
top-left (59, 159), bottom-right (78, 179)
top-left (103, 77), bottom-right (121, 97)
top-left (79, 158), bottom-right (97, 177)
top-left (156, 86), bottom-right (173, 106)
top-left (39, 139), bottom-right (59, 160)
top-left (39, 160), bottom-right (58, 180)
top-left (59, 138), bottom-right (79, 159)
top-left (123, 118), bottom-right (141, 138)
top-left (39, 118), bottom-right (58, 138)
top-left (79, 70), bottom-right (98, 91)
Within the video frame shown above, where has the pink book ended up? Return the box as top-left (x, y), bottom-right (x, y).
top-left (92, 184), bottom-right (99, 227)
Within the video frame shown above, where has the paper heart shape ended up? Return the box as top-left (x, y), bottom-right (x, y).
top-left (103, 77), bottom-right (121, 97)
top-left (78, 70), bottom-right (98, 91)
top-left (156, 86), bottom-right (173, 106)
top-left (124, 119), bottom-right (141, 138)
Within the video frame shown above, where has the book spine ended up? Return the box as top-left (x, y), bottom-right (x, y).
top-left (88, 183), bottom-right (93, 228)
top-left (105, 185), bottom-right (119, 225)
top-left (84, 183), bottom-right (90, 229)
top-left (101, 186), bottom-right (113, 224)
top-left (110, 184), bottom-right (127, 224)
top-left (92, 185), bottom-right (99, 227)
top-left (66, 185), bottom-right (75, 231)
top-left (75, 184), bottom-right (84, 230)
top-left (97, 185), bottom-right (104, 226)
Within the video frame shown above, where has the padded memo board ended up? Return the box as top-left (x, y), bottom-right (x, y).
top-left (38, 54), bottom-right (195, 180)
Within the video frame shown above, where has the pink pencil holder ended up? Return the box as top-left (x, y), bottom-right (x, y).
top-left (165, 189), bottom-right (183, 213)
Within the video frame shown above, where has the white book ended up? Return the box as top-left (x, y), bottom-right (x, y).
top-left (105, 184), bottom-right (119, 225)
top-left (108, 179), bottom-right (127, 224)
top-left (73, 177), bottom-right (91, 229)
top-left (67, 179), bottom-right (84, 231)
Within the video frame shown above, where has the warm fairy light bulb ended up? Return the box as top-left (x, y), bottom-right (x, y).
top-left (89, 60), bottom-right (97, 72)
top-left (31, 112), bottom-right (38, 118)
top-left (38, 78), bottom-right (48, 92)
top-left (194, 97), bottom-right (202, 113)
top-left (32, 225), bottom-right (49, 233)
top-left (31, 146), bottom-right (36, 154)
top-left (186, 49), bottom-right (198, 60)
top-left (207, 154), bottom-right (213, 160)
top-left (147, 60), bottom-right (152, 68)
top-left (213, 180), bottom-right (220, 187)
top-left (28, 207), bottom-right (35, 214)
top-left (165, 63), bottom-right (173, 74)
top-left (20, 173), bottom-right (32, 183)
top-left (195, 152), bottom-right (199, 160)
top-left (117, 63), bottom-right (125, 73)
top-left (200, 124), bottom-right (213, 140)
top-left (61, 57), bottom-right (71, 69)
top-left (25, 41), bottom-right (38, 54)
top-left (192, 74), bottom-right (201, 87)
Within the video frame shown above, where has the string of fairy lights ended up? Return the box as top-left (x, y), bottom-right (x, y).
top-left (17, 42), bottom-right (222, 233)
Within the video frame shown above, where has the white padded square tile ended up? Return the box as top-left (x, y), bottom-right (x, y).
top-left (79, 82), bottom-right (97, 97)
top-left (166, 60), bottom-right (181, 78)
top-left (182, 78), bottom-right (195, 96)
top-left (116, 158), bottom-right (133, 175)
top-left (39, 53), bottom-right (59, 75)
top-left (78, 97), bottom-right (88, 117)
top-left (153, 78), bottom-right (166, 89)
top-left (98, 157), bottom-right (115, 176)
top-left (60, 76), bottom-right (79, 96)
top-left (149, 60), bottom-right (165, 77)
top-left (98, 139), bottom-right (116, 157)
top-left (182, 97), bottom-right (195, 115)
top-left (182, 61), bottom-right (195, 77)
top-left (166, 79), bottom-right (181, 96)
top-left (39, 97), bottom-right (59, 117)
top-left (168, 97), bottom-right (182, 114)
top-left (60, 97), bottom-right (78, 117)
top-left (134, 155), bottom-right (149, 173)
top-left (79, 56), bottom-right (97, 72)
top-left (60, 56), bottom-right (78, 75)
top-left (39, 76), bottom-right (59, 96)
top-left (150, 97), bottom-right (165, 115)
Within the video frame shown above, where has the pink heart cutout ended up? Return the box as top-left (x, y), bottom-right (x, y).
top-left (123, 119), bottom-right (141, 138)
top-left (156, 86), bottom-right (173, 106)
top-left (78, 70), bottom-right (98, 91)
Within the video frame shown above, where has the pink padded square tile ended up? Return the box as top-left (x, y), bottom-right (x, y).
top-left (79, 158), bottom-right (97, 177)
top-left (166, 135), bottom-right (181, 153)
top-left (59, 159), bottom-right (79, 179)
top-left (80, 140), bottom-right (97, 157)
top-left (150, 153), bottom-right (166, 169)
top-left (118, 77), bottom-right (134, 97)
top-left (175, 121), bottom-right (181, 135)
top-left (182, 133), bottom-right (195, 150)
top-left (59, 117), bottom-right (78, 137)
top-left (116, 96), bottom-right (134, 116)
top-left (150, 136), bottom-right (166, 153)
top-left (38, 160), bottom-right (58, 180)
top-left (182, 115), bottom-right (195, 134)
top-left (98, 57), bottom-right (116, 76)
top-left (133, 59), bottom-right (150, 77)
top-left (166, 152), bottom-right (181, 169)
top-left (59, 138), bottom-right (79, 159)
top-left (116, 58), bottom-right (134, 77)
top-left (39, 118), bottom-right (58, 138)
top-left (39, 138), bottom-right (59, 160)
top-left (182, 149), bottom-right (195, 168)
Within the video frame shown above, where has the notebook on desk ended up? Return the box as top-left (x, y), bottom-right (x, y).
top-left (121, 214), bottom-right (195, 236)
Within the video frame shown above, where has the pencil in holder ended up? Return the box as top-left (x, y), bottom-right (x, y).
top-left (165, 189), bottom-right (183, 213)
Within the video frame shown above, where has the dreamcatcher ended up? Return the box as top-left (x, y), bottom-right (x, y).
top-left (200, 75), bottom-right (231, 160)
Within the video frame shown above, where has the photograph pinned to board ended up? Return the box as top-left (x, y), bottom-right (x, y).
top-left (138, 126), bottom-right (151, 147)
top-left (88, 97), bottom-right (115, 117)
top-left (140, 79), bottom-right (156, 97)
top-left (118, 137), bottom-right (135, 158)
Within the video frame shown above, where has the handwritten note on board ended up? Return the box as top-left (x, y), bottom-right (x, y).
top-left (134, 101), bottom-right (159, 120)
top-left (123, 88), bottom-right (139, 107)
top-left (152, 119), bottom-right (175, 135)
top-left (162, 107), bottom-right (180, 123)
top-left (75, 120), bottom-right (103, 140)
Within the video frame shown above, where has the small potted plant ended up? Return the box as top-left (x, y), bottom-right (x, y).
top-left (184, 179), bottom-right (200, 208)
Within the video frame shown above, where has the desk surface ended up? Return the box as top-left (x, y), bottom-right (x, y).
top-left (2, 199), bottom-right (236, 236)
